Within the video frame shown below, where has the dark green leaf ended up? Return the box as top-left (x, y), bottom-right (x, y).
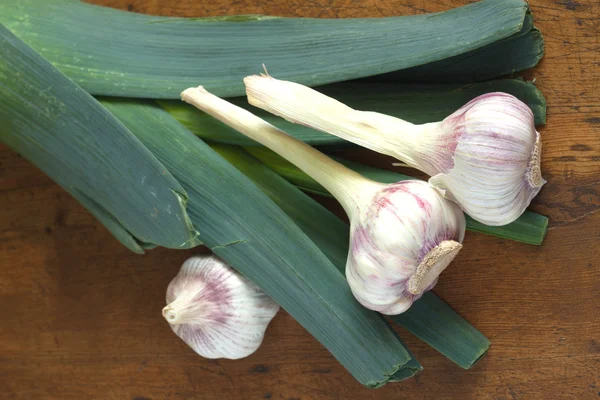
top-left (1, 0), bottom-right (530, 98)
top-left (0, 25), bottom-right (199, 252)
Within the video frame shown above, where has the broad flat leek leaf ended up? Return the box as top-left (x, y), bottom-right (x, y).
top-left (0, 0), bottom-right (530, 98)
top-left (0, 25), bottom-right (199, 253)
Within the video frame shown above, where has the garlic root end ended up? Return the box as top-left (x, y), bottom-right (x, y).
top-left (408, 240), bottom-right (462, 295)
top-left (526, 132), bottom-right (545, 188)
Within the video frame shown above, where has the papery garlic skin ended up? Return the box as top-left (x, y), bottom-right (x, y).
top-left (347, 181), bottom-right (465, 315)
top-left (180, 86), bottom-right (466, 315)
top-left (163, 255), bottom-right (279, 360)
top-left (425, 93), bottom-right (546, 226)
top-left (244, 76), bottom-right (546, 226)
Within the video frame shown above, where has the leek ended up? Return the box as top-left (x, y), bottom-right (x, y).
top-left (1, 0), bottom-right (531, 99)
top-left (376, 16), bottom-right (543, 82)
top-left (0, 25), bottom-right (199, 253)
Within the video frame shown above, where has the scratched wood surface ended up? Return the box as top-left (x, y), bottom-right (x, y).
top-left (1, 0), bottom-right (599, 399)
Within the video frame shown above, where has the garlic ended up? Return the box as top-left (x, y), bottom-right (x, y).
top-left (163, 255), bottom-right (279, 359)
top-left (244, 75), bottom-right (546, 226)
top-left (346, 181), bottom-right (465, 314)
top-left (181, 86), bottom-right (466, 315)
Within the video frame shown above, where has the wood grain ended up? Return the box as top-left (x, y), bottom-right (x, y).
top-left (1, 0), bottom-right (599, 399)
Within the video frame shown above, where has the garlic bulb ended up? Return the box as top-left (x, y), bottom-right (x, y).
top-left (244, 75), bottom-right (546, 226)
top-left (347, 180), bottom-right (465, 314)
top-left (181, 86), bottom-right (466, 315)
top-left (163, 255), bottom-right (279, 359)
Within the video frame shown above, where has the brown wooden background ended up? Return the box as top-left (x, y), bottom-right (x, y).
top-left (1, 0), bottom-right (599, 399)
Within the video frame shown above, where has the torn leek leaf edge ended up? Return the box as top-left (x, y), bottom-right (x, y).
top-left (246, 147), bottom-right (549, 246)
top-left (100, 97), bottom-right (415, 388)
top-left (159, 78), bottom-right (547, 147)
top-left (0, 24), bottom-right (200, 252)
top-left (209, 143), bottom-right (488, 370)
top-left (1, 0), bottom-right (530, 98)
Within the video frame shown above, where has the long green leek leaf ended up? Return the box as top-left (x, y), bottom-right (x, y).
top-left (247, 147), bottom-right (549, 246)
top-left (101, 98), bottom-right (417, 387)
top-left (160, 79), bottom-right (546, 147)
top-left (373, 11), bottom-right (543, 83)
top-left (0, 0), bottom-right (530, 99)
top-left (0, 25), bottom-right (199, 253)
top-left (382, 28), bottom-right (543, 83)
top-left (210, 143), bottom-right (489, 369)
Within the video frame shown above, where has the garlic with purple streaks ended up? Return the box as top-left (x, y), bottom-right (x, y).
top-left (163, 255), bottom-right (279, 359)
top-left (181, 86), bottom-right (465, 315)
top-left (347, 180), bottom-right (465, 314)
top-left (244, 75), bottom-right (546, 226)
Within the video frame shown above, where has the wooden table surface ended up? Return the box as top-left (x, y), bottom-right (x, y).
top-left (1, 0), bottom-right (599, 399)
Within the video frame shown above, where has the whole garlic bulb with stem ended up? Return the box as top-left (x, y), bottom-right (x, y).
top-left (244, 75), bottom-right (546, 227)
top-left (163, 255), bottom-right (279, 359)
top-left (181, 86), bottom-right (466, 315)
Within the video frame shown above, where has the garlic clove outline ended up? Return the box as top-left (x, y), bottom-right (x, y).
top-left (163, 255), bottom-right (279, 360)
top-left (244, 75), bottom-right (546, 227)
top-left (181, 86), bottom-right (466, 315)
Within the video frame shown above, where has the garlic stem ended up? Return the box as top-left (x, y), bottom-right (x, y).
top-left (181, 86), bottom-right (375, 217)
top-left (162, 306), bottom-right (178, 324)
top-left (244, 75), bottom-right (427, 169)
